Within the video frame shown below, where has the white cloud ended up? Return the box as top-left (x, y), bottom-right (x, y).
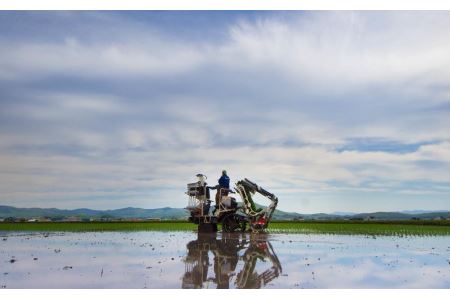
top-left (0, 38), bottom-right (207, 80)
top-left (1, 11), bottom-right (450, 211)
top-left (223, 11), bottom-right (450, 90)
top-left (2, 11), bottom-right (450, 91)
top-left (1, 141), bottom-right (449, 210)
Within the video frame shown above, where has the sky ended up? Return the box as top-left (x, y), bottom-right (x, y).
top-left (0, 11), bottom-right (449, 213)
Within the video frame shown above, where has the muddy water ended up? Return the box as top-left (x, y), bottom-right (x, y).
top-left (1, 231), bottom-right (449, 288)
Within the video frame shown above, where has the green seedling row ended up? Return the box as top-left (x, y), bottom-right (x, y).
top-left (0, 221), bottom-right (197, 232)
top-left (1, 220), bottom-right (450, 236)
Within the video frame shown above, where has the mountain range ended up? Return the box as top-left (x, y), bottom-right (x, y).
top-left (1, 205), bottom-right (449, 221)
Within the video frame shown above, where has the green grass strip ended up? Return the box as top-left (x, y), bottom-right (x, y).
top-left (267, 222), bottom-right (450, 236)
top-left (0, 221), bottom-right (197, 232)
top-left (1, 221), bottom-right (449, 236)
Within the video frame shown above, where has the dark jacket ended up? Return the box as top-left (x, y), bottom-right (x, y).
top-left (218, 175), bottom-right (230, 189)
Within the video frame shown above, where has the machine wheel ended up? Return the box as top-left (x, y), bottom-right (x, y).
top-left (222, 214), bottom-right (245, 233)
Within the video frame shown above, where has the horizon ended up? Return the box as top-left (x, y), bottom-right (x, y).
top-left (1, 11), bottom-right (450, 214)
top-left (1, 204), bottom-right (450, 216)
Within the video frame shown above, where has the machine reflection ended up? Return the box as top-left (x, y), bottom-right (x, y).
top-left (182, 233), bottom-right (282, 289)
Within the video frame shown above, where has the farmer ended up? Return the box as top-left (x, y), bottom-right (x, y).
top-left (218, 170), bottom-right (230, 189)
top-left (215, 170), bottom-right (230, 206)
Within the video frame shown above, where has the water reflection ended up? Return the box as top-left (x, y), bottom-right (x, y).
top-left (182, 233), bottom-right (282, 289)
top-left (1, 231), bottom-right (449, 288)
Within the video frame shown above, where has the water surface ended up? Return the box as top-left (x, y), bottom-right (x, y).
top-left (1, 231), bottom-right (449, 288)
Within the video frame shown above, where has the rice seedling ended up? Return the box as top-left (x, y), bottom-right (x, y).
top-left (1, 220), bottom-right (449, 236)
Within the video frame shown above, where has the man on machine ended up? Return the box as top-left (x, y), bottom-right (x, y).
top-left (215, 170), bottom-right (230, 206)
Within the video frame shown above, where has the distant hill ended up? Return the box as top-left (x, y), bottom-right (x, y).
top-left (332, 211), bottom-right (357, 216)
top-left (0, 204), bottom-right (299, 220)
top-left (0, 205), bottom-right (449, 221)
top-left (104, 207), bottom-right (188, 219)
top-left (400, 210), bottom-right (450, 215)
top-left (0, 205), bottom-right (189, 220)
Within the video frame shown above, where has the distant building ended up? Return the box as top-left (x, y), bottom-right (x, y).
top-left (27, 219), bottom-right (38, 222)
top-left (63, 216), bottom-right (81, 222)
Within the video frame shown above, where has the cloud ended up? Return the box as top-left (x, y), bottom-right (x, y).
top-left (0, 40), bottom-right (207, 81)
top-left (240, 12), bottom-right (450, 87)
top-left (0, 11), bottom-right (449, 212)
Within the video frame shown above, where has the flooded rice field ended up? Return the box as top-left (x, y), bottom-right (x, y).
top-left (1, 231), bottom-right (450, 288)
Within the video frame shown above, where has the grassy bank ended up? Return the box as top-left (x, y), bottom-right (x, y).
top-left (0, 221), bottom-right (197, 232)
top-left (1, 220), bottom-right (450, 236)
top-left (269, 221), bottom-right (450, 236)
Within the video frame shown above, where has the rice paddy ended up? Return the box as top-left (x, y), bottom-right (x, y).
top-left (0, 221), bottom-right (197, 232)
top-left (1, 220), bottom-right (450, 236)
top-left (1, 231), bottom-right (450, 288)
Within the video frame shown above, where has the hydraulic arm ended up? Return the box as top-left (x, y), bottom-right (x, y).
top-left (235, 178), bottom-right (278, 231)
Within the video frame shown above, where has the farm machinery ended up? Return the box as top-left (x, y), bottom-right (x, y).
top-left (185, 174), bottom-right (278, 233)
